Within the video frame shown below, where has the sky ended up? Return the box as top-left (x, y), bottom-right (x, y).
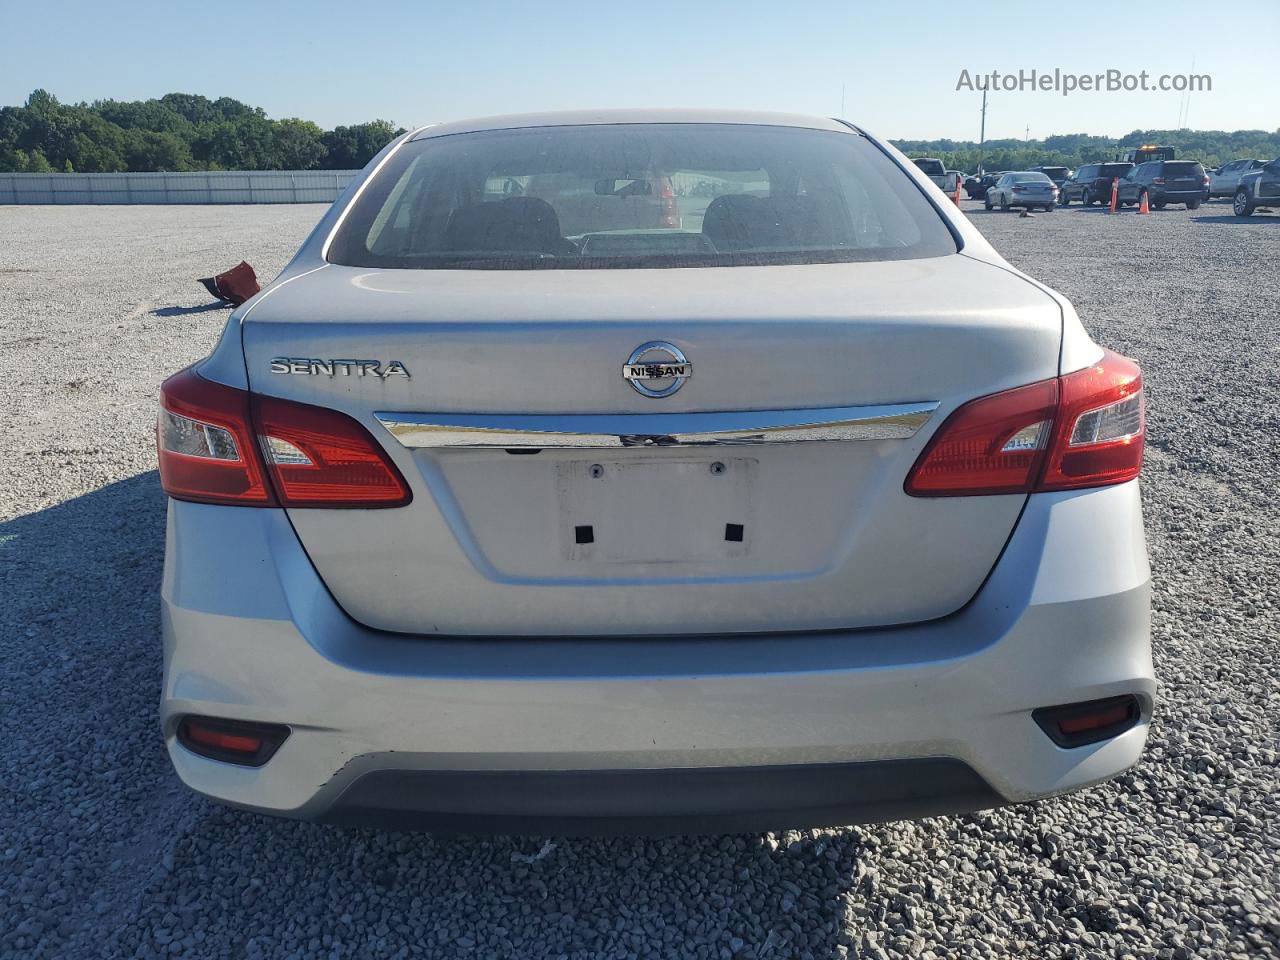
top-left (2, 0), bottom-right (1275, 141)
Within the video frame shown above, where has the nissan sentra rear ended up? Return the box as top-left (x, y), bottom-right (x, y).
top-left (157, 110), bottom-right (1153, 834)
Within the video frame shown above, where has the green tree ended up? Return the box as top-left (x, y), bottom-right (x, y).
top-left (272, 118), bottom-right (326, 169)
top-left (321, 120), bottom-right (402, 169)
top-left (24, 149), bottom-right (53, 172)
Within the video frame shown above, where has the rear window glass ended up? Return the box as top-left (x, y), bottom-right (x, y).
top-left (1100, 164), bottom-right (1132, 178)
top-left (911, 158), bottom-right (946, 176)
top-left (328, 124), bottom-right (957, 269)
top-left (1039, 167), bottom-right (1068, 178)
top-left (1012, 173), bottom-right (1052, 183)
top-left (1163, 162), bottom-right (1204, 176)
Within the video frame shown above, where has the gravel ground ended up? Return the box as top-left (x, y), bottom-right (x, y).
top-left (1, 200), bottom-right (1277, 960)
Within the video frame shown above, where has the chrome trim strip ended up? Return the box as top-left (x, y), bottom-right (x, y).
top-left (375, 403), bottom-right (938, 449)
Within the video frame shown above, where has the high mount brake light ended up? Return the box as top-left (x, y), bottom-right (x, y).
top-left (905, 350), bottom-right (1144, 497)
top-left (157, 368), bottom-right (411, 508)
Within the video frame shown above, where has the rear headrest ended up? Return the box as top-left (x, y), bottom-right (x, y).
top-left (444, 197), bottom-right (566, 255)
top-left (702, 194), bottom-right (839, 252)
top-left (702, 195), bottom-right (770, 252)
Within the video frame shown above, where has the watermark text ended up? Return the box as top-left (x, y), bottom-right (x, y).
top-left (956, 68), bottom-right (1211, 96)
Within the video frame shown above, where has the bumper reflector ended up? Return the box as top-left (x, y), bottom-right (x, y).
top-left (1033, 695), bottom-right (1140, 748)
top-left (177, 715), bottom-right (290, 767)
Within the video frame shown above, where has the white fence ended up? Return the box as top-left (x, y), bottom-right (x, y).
top-left (0, 170), bottom-right (361, 205)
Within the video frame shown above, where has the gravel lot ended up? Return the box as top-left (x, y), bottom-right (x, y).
top-left (1, 200), bottom-right (1277, 960)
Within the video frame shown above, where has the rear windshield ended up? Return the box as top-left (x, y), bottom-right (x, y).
top-left (1163, 162), bottom-right (1204, 176)
top-left (1100, 163), bottom-right (1133, 178)
top-left (1012, 173), bottom-right (1052, 183)
top-left (911, 158), bottom-right (946, 176)
top-left (1039, 167), bottom-right (1069, 178)
top-left (327, 125), bottom-right (958, 270)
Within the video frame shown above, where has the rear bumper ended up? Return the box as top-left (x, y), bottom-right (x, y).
top-left (1153, 190), bottom-right (1202, 202)
top-left (318, 759), bottom-right (1000, 835)
top-left (161, 481), bottom-right (1153, 834)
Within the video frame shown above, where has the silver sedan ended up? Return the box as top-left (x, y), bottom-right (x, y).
top-left (155, 110), bottom-right (1151, 834)
top-left (985, 171), bottom-right (1059, 211)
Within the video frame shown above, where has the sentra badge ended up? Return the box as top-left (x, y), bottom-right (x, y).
top-left (270, 358), bottom-right (410, 379)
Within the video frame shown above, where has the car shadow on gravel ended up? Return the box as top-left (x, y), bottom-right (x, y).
top-left (1190, 215), bottom-right (1280, 225)
top-left (113, 808), bottom-right (885, 958)
top-left (152, 302), bottom-right (232, 317)
top-left (0, 471), bottom-right (193, 959)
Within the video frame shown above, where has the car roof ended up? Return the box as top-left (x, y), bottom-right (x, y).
top-left (410, 109), bottom-right (853, 141)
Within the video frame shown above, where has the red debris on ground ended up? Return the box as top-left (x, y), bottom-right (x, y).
top-left (198, 261), bottom-right (261, 306)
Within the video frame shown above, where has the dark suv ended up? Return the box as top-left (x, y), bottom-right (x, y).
top-left (1234, 158), bottom-right (1280, 217)
top-left (1059, 163), bottom-right (1134, 206)
top-left (1034, 166), bottom-right (1071, 188)
top-left (1116, 160), bottom-right (1207, 210)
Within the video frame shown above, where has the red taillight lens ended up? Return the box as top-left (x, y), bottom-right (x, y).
top-left (1038, 351), bottom-right (1144, 491)
top-left (157, 368), bottom-right (275, 505)
top-left (252, 394), bottom-right (412, 507)
top-left (157, 368), bottom-right (411, 508)
top-left (904, 378), bottom-right (1058, 496)
top-left (905, 350), bottom-right (1144, 497)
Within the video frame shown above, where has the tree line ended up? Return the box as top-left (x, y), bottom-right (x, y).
top-left (0, 90), bottom-right (404, 173)
top-left (894, 129), bottom-right (1280, 175)
top-left (3, 88), bottom-right (1278, 174)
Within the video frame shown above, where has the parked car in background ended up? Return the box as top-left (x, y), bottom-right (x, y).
top-left (985, 171), bottom-right (1057, 211)
top-left (1116, 160), bottom-right (1207, 210)
top-left (1034, 166), bottom-right (1072, 188)
top-left (1233, 157), bottom-right (1280, 216)
top-left (911, 157), bottom-right (959, 193)
top-left (1121, 145), bottom-right (1175, 165)
top-left (154, 109), bottom-right (1152, 834)
top-left (1059, 162), bottom-right (1134, 206)
top-left (1209, 159), bottom-right (1264, 199)
top-left (965, 172), bottom-right (1004, 200)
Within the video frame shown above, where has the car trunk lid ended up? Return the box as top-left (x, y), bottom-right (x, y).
top-left (241, 256), bottom-right (1062, 636)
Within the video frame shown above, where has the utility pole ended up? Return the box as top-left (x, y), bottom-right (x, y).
top-left (977, 88), bottom-right (987, 174)
top-left (1025, 122), bottom-right (1030, 142)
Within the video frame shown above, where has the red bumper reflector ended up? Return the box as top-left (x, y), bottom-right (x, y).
top-left (177, 716), bottom-right (290, 767)
top-left (1033, 695), bottom-right (1141, 748)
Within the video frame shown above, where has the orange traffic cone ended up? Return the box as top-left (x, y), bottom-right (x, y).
top-left (953, 177), bottom-right (962, 206)
top-left (1137, 192), bottom-right (1150, 215)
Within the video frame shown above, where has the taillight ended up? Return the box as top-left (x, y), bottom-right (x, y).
top-left (157, 367), bottom-right (411, 508)
top-left (1152, 177), bottom-right (1165, 185)
top-left (905, 350), bottom-right (1144, 497)
top-left (1038, 351), bottom-right (1144, 491)
top-left (158, 368), bottom-right (275, 505)
top-left (252, 394), bottom-right (412, 507)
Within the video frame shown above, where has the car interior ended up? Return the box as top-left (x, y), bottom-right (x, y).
top-left (340, 125), bottom-right (955, 267)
